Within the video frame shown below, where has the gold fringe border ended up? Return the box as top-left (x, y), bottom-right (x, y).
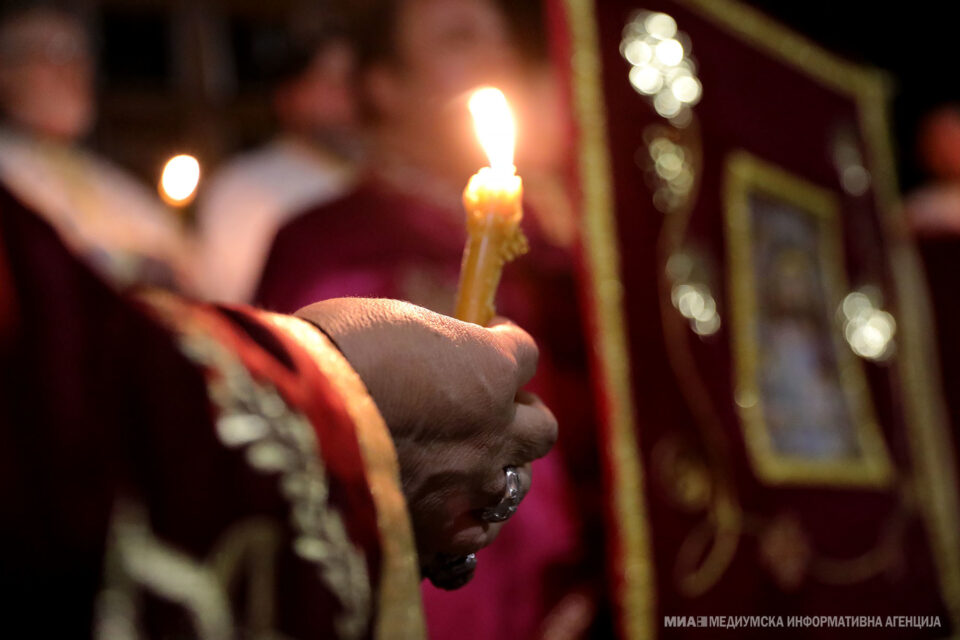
top-left (261, 314), bottom-right (426, 640)
top-left (561, 0), bottom-right (657, 637)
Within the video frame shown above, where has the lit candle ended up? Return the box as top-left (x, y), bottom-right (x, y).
top-left (454, 87), bottom-right (528, 326)
top-left (159, 154), bottom-right (201, 208)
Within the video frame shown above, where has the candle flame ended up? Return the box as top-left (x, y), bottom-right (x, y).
top-left (468, 87), bottom-right (516, 173)
top-left (159, 154), bottom-right (201, 206)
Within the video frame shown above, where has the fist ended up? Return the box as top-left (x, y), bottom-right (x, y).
top-left (295, 298), bottom-right (557, 571)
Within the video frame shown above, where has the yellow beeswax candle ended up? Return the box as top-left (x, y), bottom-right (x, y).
top-left (454, 88), bottom-right (529, 325)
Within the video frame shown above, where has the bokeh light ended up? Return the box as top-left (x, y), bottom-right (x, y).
top-left (621, 11), bottom-right (702, 123)
top-left (833, 132), bottom-right (872, 197)
top-left (644, 12), bottom-right (677, 39)
top-left (645, 133), bottom-right (695, 213)
top-left (655, 39), bottom-right (684, 66)
top-left (672, 281), bottom-right (721, 336)
top-left (840, 289), bottom-right (896, 361)
top-left (159, 154), bottom-right (201, 206)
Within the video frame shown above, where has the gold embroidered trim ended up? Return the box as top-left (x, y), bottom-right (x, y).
top-left (141, 293), bottom-right (372, 639)
top-left (561, 0), bottom-right (656, 637)
top-left (96, 504), bottom-right (285, 640)
top-left (95, 501), bottom-right (235, 640)
top-left (261, 313), bottom-right (425, 640)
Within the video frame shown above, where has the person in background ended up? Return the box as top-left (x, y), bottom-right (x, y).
top-left (196, 5), bottom-right (360, 303)
top-left (0, 3), bottom-right (191, 291)
top-left (905, 106), bottom-right (960, 235)
top-left (256, 0), bottom-right (605, 637)
top-left (904, 105), bottom-right (960, 448)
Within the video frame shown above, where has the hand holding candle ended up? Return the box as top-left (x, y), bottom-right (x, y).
top-left (454, 88), bottom-right (528, 326)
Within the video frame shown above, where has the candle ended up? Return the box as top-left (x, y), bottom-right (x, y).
top-left (159, 154), bottom-right (201, 208)
top-left (454, 87), bottom-right (528, 326)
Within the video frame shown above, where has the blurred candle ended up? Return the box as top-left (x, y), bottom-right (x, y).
top-left (453, 87), bottom-right (528, 325)
top-left (159, 154), bottom-right (201, 207)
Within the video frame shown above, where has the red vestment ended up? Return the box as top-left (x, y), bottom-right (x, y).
top-left (0, 184), bottom-right (423, 639)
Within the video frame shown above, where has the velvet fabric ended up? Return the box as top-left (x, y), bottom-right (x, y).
top-left (550, 0), bottom-right (958, 637)
top-left (0, 184), bottom-right (388, 639)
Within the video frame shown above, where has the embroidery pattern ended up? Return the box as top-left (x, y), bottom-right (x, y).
top-left (177, 323), bottom-right (372, 640)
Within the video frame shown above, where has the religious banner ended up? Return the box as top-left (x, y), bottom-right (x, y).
top-left (549, 0), bottom-right (960, 636)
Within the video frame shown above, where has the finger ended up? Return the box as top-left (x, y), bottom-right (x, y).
top-left (477, 461), bottom-right (532, 507)
top-left (441, 512), bottom-right (506, 556)
top-left (487, 318), bottom-right (539, 386)
top-left (508, 463), bottom-right (532, 504)
top-left (506, 393), bottom-right (558, 463)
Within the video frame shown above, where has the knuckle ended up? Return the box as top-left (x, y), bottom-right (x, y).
top-left (478, 468), bottom-right (506, 502)
top-left (513, 331), bottom-right (539, 373)
top-left (447, 527), bottom-right (489, 555)
top-left (525, 335), bottom-right (540, 367)
top-left (537, 428), bottom-right (558, 459)
top-left (542, 411), bottom-right (559, 450)
top-left (481, 354), bottom-right (520, 408)
top-left (528, 408), bottom-right (558, 460)
top-left (492, 323), bottom-right (538, 367)
top-left (498, 353), bottom-right (521, 388)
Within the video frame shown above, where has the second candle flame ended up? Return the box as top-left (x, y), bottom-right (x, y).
top-left (468, 87), bottom-right (516, 173)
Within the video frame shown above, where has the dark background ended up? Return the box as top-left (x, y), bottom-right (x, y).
top-left (747, 0), bottom-right (955, 192)
top-left (33, 0), bottom-right (954, 193)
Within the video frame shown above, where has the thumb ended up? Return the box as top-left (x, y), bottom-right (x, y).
top-left (487, 316), bottom-right (539, 386)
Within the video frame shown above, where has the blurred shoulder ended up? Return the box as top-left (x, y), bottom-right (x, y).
top-left (200, 137), bottom-right (356, 219)
top-left (81, 148), bottom-right (169, 217)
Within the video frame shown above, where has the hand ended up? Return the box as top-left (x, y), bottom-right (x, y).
top-left (295, 298), bottom-right (557, 570)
